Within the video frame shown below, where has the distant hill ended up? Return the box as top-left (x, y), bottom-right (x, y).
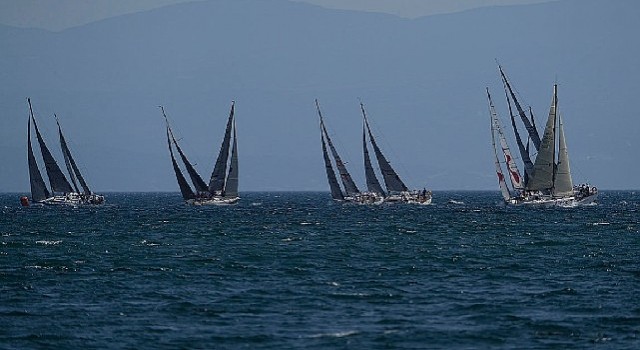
top-left (1, 0), bottom-right (638, 192)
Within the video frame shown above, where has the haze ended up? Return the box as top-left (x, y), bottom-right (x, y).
top-left (0, 0), bottom-right (637, 192)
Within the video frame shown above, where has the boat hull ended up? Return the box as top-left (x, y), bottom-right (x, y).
top-left (189, 196), bottom-right (240, 206)
top-left (38, 193), bottom-right (105, 206)
top-left (507, 192), bottom-right (598, 207)
top-left (351, 193), bottom-right (385, 205)
top-left (385, 191), bottom-right (433, 205)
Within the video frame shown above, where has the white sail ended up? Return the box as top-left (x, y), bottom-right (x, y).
top-left (527, 85), bottom-right (557, 191)
top-left (488, 89), bottom-right (511, 201)
top-left (553, 113), bottom-right (573, 196)
top-left (493, 123), bottom-right (512, 201)
top-left (490, 93), bottom-right (524, 190)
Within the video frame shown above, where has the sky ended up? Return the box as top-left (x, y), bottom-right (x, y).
top-left (1, 0), bottom-right (636, 192)
top-left (0, 0), bottom-right (553, 30)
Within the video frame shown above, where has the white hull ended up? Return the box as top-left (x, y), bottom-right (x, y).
top-left (189, 196), bottom-right (239, 206)
top-left (38, 193), bottom-right (105, 206)
top-left (352, 192), bottom-right (385, 205)
top-left (507, 192), bottom-right (598, 207)
top-left (385, 191), bottom-right (433, 205)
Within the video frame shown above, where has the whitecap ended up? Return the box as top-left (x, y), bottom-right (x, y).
top-left (308, 330), bottom-right (359, 338)
top-left (35, 240), bottom-right (62, 245)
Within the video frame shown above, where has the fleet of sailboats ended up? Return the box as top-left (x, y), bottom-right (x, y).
top-left (162, 102), bottom-right (239, 205)
top-left (24, 98), bottom-right (105, 206)
top-left (317, 99), bottom-right (432, 205)
top-left (488, 67), bottom-right (598, 207)
top-left (18, 69), bottom-right (600, 209)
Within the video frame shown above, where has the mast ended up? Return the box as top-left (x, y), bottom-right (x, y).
top-left (315, 100), bottom-right (360, 197)
top-left (209, 101), bottom-right (235, 194)
top-left (27, 106), bottom-right (50, 202)
top-left (487, 89), bottom-right (524, 190)
top-left (321, 131), bottom-right (344, 200)
top-left (488, 89), bottom-right (511, 201)
top-left (166, 125), bottom-right (195, 200)
top-left (56, 115), bottom-right (92, 195)
top-left (160, 106), bottom-right (209, 194)
top-left (553, 90), bottom-right (573, 196)
top-left (28, 99), bottom-right (74, 194)
top-left (499, 65), bottom-right (542, 150)
top-left (503, 79), bottom-right (534, 181)
top-left (224, 117), bottom-right (239, 198)
top-left (527, 84), bottom-right (558, 192)
top-left (362, 104), bottom-right (408, 193)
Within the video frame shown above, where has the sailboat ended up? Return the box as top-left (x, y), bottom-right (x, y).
top-left (488, 68), bottom-right (598, 206)
top-left (359, 102), bottom-right (431, 205)
top-left (162, 102), bottom-right (239, 205)
top-left (316, 99), bottom-right (376, 203)
top-left (24, 98), bottom-right (104, 206)
top-left (316, 99), bottom-right (430, 205)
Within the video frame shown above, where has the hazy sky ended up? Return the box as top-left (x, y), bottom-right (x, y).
top-left (2, 0), bottom-right (635, 192)
top-left (0, 0), bottom-right (553, 31)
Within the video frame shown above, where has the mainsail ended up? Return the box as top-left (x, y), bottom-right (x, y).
top-left (488, 90), bottom-right (524, 190)
top-left (499, 66), bottom-right (541, 150)
top-left (362, 105), bottom-right (408, 193)
top-left (27, 116), bottom-right (50, 202)
top-left (209, 102), bottom-right (235, 194)
top-left (526, 84), bottom-right (558, 191)
top-left (160, 106), bottom-right (209, 194)
top-left (57, 117), bottom-right (91, 195)
top-left (166, 125), bottom-right (195, 200)
top-left (321, 131), bottom-right (344, 200)
top-left (503, 83), bottom-right (534, 181)
top-left (316, 100), bottom-right (360, 197)
top-left (28, 100), bottom-right (74, 194)
top-left (360, 104), bottom-right (385, 196)
top-left (224, 119), bottom-right (239, 198)
top-left (488, 90), bottom-right (512, 201)
top-left (362, 124), bottom-right (385, 196)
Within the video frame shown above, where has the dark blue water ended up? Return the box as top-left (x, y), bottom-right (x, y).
top-left (1, 191), bottom-right (639, 349)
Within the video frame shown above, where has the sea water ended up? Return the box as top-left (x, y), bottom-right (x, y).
top-left (1, 191), bottom-right (639, 349)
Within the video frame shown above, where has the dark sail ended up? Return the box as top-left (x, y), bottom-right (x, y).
top-left (321, 132), bottom-right (344, 200)
top-left (57, 117), bottom-right (91, 195)
top-left (27, 116), bottom-right (50, 202)
top-left (362, 121), bottom-right (385, 196)
top-left (315, 100), bottom-right (360, 196)
top-left (499, 66), bottom-right (542, 150)
top-left (28, 100), bottom-right (74, 194)
top-left (167, 126), bottom-right (195, 200)
top-left (224, 121), bottom-right (239, 198)
top-left (209, 101), bottom-right (235, 194)
top-left (169, 128), bottom-right (209, 194)
top-left (160, 106), bottom-right (209, 194)
top-left (363, 109), bottom-right (408, 193)
top-left (504, 86), bottom-right (534, 181)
